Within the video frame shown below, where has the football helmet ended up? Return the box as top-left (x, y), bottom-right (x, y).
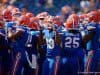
top-left (66, 14), bottom-right (79, 30)
top-left (19, 15), bottom-right (30, 26)
top-left (11, 8), bottom-right (21, 17)
top-left (44, 16), bottom-right (54, 29)
top-left (79, 14), bottom-right (88, 21)
top-left (26, 12), bottom-right (34, 18)
top-left (11, 8), bottom-right (20, 14)
top-left (2, 9), bottom-right (12, 21)
top-left (53, 16), bottom-right (62, 26)
top-left (29, 17), bottom-right (39, 30)
top-left (36, 12), bottom-right (49, 19)
top-left (87, 10), bottom-right (99, 23)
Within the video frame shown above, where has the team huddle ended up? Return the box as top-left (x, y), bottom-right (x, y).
top-left (0, 5), bottom-right (100, 75)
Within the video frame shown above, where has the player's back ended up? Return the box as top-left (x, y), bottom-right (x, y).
top-left (61, 30), bottom-right (83, 57)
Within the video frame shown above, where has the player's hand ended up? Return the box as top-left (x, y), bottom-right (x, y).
top-left (87, 26), bottom-right (96, 30)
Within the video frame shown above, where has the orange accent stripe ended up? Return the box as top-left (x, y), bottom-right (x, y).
top-left (12, 54), bottom-right (20, 75)
top-left (86, 51), bottom-right (94, 75)
top-left (54, 60), bottom-right (59, 75)
top-left (86, 57), bottom-right (92, 75)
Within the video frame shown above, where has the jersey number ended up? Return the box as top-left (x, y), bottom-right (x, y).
top-left (65, 37), bottom-right (80, 48)
top-left (46, 38), bottom-right (54, 49)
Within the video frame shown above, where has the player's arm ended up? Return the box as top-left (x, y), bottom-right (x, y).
top-left (0, 34), bottom-right (10, 49)
top-left (8, 28), bottom-right (24, 39)
top-left (55, 30), bottom-right (62, 46)
top-left (36, 30), bottom-right (46, 56)
top-left (82, 29), bottom-right (95, 47)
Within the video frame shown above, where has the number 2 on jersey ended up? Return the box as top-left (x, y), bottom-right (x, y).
top-left (65, 37), bottom-right (80, 48)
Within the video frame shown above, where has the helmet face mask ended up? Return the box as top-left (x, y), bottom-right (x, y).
top-left (13, 13), bottom-right (21, 17)
top-left (39, 18), bottom-right (44, 20)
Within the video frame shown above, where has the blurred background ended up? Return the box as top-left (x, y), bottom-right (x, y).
top-left (0, 0), bottom-right (100, 15)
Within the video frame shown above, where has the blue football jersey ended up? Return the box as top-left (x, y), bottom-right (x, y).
top-left (0, 28), bottom-right (5, 36)
top-left (42, 30), bottom-right (60, 58)
top-left (61, 30), bottom-right (83, 56)
top-left (88, 23), bottom-right (100, 50)
top-left (9, 27), bottom-right (29, 62)
top-left (0, 28), bottom-right (8, 55)
top-left (45, 38), bottom-right (61, 58)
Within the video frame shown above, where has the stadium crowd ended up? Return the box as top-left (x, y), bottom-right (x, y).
top-left (0, 0), bottom-right (100, 75)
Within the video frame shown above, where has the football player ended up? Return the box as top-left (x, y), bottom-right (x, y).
top-left (0, 18), bottom-right (10, 75)
top-left (86, 10), bottom-right (100, 75)
top-left (59, 14), bottom-right (94, 75)
top-left (41, 17), bottom-right (61, 75)
top-left (6, 18), bottom-right (38, 75)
